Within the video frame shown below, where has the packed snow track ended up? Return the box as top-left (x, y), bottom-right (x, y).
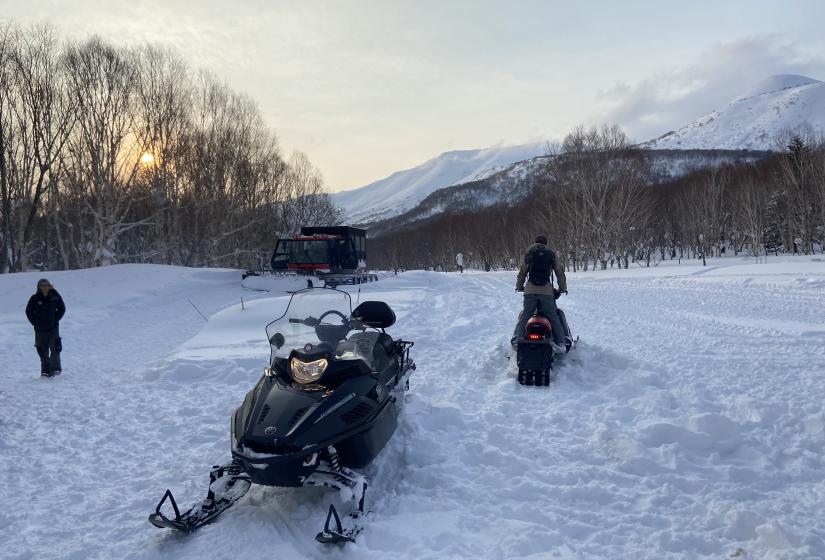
top-left (1, 259), bottom-right (824, 559)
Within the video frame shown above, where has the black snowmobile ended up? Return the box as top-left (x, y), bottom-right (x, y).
top-left (148, 288), bottom-right (415, 544)
top-left (515, 300), bottom-right (575, 386)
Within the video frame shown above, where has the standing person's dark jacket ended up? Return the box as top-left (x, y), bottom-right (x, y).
top-left (26, 289), bottom-right (66, 331)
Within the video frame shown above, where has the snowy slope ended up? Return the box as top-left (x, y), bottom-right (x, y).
top-left (332, 142), bottom-right (547, 224)
top-left (367, 150), bottom-right (771, 236)
top-left (2, 259), bottom-right (825, 559)
top-left (365, 155), bottom-right (553, 236)
top-left (646, 74), bottom-right (825, 150)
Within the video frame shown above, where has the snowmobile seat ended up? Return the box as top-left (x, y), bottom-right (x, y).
top-left (352, 301), bottom-right (396, 329)
top-left (374, 332), bottom-right (394, 356)
top-left (343, 331), bottom-right (394, 359)
top-left (335, 331), bottom-right (396, 382)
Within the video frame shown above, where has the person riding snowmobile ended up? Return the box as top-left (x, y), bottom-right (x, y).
top-left (512, 235), bottom-right (568, 352)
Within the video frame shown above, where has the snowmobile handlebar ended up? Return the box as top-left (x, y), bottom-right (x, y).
top-left (289, 316), bottom-right (321, 327)
top-left (288, 315), bottom-right (367, 332)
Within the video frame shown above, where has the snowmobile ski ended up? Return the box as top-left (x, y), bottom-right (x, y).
top-left (304, 447), bottom-right (369, 544)
top-left (148, 462), bottom-right (251, 532)
top-left (316, 504), bottom-right (364, 544)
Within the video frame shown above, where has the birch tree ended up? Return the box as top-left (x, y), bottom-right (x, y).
top-left (63, 37), bottom-right (145, 267)
top-left (9, 25), bottom-right (76, 270)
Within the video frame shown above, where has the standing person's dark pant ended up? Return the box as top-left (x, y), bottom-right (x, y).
top-left (35, 327), bottom-right (62, 374)
top-left (513, 293), bottom-right (565, 345)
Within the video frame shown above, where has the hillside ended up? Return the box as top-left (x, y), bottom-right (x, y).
top-left (331, 142), bottom-right (548, 224)
top-left (366, 149), bottom-right (770, 236)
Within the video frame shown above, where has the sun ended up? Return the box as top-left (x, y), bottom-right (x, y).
top-left (140, 152), bottom-right (155, 165)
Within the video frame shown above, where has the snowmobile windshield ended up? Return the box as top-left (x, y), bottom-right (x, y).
top-left (265, 288), bottom-right (378, 369)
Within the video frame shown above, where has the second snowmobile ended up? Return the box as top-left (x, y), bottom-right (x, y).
top-left (515, 301), bottom-right (575, 386)
top-left (148, 287), bottom-right (415, 544)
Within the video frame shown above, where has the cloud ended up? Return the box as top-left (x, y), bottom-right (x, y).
top-left (593, 37), bottom-right (825, 143)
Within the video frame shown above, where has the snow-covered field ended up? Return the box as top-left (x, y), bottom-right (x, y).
top-left (2, 257), bottom-right (824, 559)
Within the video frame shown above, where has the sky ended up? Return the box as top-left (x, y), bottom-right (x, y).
top-left (2, 0), bottom-right (824, 191)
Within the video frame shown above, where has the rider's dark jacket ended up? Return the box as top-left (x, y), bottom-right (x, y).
top-left (515, 243), bottom-right (567, 295)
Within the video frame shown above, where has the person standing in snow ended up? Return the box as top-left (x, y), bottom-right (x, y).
top-left (512, 235), bottom-right (568, 351)
top-left (25, 278), bottom-right (66, 376)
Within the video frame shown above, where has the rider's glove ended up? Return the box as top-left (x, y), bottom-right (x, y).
top-left (553, 289), bottom-right (561, 300)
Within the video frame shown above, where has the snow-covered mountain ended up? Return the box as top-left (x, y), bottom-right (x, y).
top-left (335, 74), bottom-right (822, 229)
top-left (331, 142), bottom-right (548, 224)
top-left (366, 149), bottom-right (769, 236)
top-left (646, 74), bottom-right (825, 150)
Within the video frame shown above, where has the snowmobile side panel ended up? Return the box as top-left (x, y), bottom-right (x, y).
top-left (557, 308), bottom-right (572, 340)
top-left (336, 399), bottom-right (397, 469)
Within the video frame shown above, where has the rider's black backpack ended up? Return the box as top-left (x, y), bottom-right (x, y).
top-left (527, 247), bottom-right (555, 286)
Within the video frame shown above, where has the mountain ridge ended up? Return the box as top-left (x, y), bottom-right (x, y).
top-left (645, 74), bottom-right (824, 151)
top-left (331, 142), bottom-right (548, 224)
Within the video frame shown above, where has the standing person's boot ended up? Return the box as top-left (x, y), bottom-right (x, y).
top-left (35, 332), bottom-right (51, 376)
top-left (37, 346), bottom-right (51, 376)
top-left (50, 332), bottom-right (62, 375)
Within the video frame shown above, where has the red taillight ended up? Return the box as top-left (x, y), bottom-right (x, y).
top-left (527, 333), bottom-right (542, 340)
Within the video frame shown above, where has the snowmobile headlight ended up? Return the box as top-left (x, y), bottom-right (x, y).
top-left (290, 358), bottom-right (328, 384)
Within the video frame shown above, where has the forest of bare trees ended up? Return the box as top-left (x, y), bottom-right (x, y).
top-left (371, 125), bottom-right (825, 272)
top-left (0, 23), bottom-right (340, 274)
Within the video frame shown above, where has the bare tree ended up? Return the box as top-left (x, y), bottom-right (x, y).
top-left (536, 125), bottom-right (652, 270)
top-left (63, 36), bottom-right (145, 267)
top-left (0, 24), bottom-right (14, 272)
top-left (737, 167), bottom-right (770, 261)
top-left (278, 150), bottom-right (343, 235)
top-left (10, 24), bottom-right (76, 270)
top-left (134, 45), bottom-right (191, 264)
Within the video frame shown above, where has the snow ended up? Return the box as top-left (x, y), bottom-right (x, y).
top-left (646, 75), bottom-right (825, 151)
top-left (331, 142), bottom-right (548, 224)
top-left (2, 257), bottom-right (825, 559)
top-left (734, 75), bottom-right (821, 102)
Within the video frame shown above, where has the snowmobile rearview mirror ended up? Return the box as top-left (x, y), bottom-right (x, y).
top-left (269, 333), bottom-right (285, 349)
